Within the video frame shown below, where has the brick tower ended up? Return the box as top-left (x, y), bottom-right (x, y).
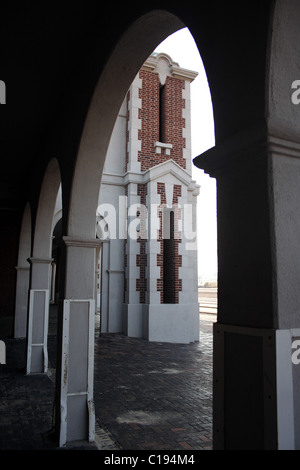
top-left (97, 52), bottom-right (200, 343)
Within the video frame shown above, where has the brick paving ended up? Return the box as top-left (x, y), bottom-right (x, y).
top-left (0, 338), bottom-right (57, 450)
top-left (0, 313), bottom-right (214, 451)
top-left (93, 315), bottom-right (213, 451)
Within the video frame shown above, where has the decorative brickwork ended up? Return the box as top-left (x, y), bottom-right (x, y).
top-left (138, 70), bottom-right (186, 172)
top-left (136, 183), bottom-right (147, 303)
top-left (157, 182), bottom-right (182, 304)
top-left (126, 58), bottom-right (188, 305)
top-left (157, 182), bottom-right (166, 302)
top-left (122, 53), bottom-right (196, 309)
top-left (161, 76), bottom-right (186, 168)
top-left (172, 184), bottom-right (182, 304)
top-left (100, 52), bottom-right (199, 341)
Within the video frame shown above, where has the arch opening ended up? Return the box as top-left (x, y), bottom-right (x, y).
top-left (94, 24), bottom-right (216, 338)
top-left (59, 9), bottom-right (216, 446)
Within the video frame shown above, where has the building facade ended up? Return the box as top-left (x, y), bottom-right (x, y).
top-left (97, 53), bottom-right (200, 343)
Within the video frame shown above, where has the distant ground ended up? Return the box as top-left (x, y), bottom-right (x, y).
top-left (198, 287), bottom-right (217, 316)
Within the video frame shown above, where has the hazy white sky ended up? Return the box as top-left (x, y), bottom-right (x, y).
top-left (154, 28), bottom-right (218, 281)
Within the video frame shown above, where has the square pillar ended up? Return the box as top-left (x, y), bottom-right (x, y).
top-left (14, 265), bottom-right (30, 338)
top-left (194, 127), bottom-right (300, 449)
top-left (55, 236), bottom-right (100, 446)
top-left (26, 257), bottom-right (52, 374)
top-left (59, 298), bottom-right (95, 446)
top-left (213, 323), bottom-right (277, 449)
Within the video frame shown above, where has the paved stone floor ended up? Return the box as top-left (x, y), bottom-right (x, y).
top-left (0, 312), bottom-right (215, 451)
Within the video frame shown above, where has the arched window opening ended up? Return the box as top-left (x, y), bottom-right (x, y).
top-left (59, 12), bottom-right (217, 448)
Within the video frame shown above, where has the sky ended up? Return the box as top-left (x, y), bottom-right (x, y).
top-left (154, 28), bottom-right (218, 282)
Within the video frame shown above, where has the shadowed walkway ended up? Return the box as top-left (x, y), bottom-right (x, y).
top-left (0, 310), bottom-right (214, 450)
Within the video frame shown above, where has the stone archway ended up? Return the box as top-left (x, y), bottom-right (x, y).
top-left (26, 158), bottom-right (62, 375)
top-left (56, 10), bottom-right (207, 446)
top-left (56, 2), bottom-right (300, 449)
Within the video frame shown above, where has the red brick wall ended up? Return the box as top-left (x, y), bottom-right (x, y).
top-left (161, 76), bottom-right (186, 168)
top-left (172, 185), bottom-right (182, 304)
top-left (138, 70), bottom-right (186, 172)
top-left (125, 67), bottom-right (186, 305)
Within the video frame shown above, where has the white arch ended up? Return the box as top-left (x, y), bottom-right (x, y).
top-left (33, 158), bottom-right (62, 259)
top-left (27, 157), bottom-right (62, 374)
top-left (67, 11), bottom-right (184, 239)
top-left (58, 11), bottom-right (187, 446)
top-left (17, 202), bottom-right (32, 266)
top-left (52, 183), bottom-right (62, 233)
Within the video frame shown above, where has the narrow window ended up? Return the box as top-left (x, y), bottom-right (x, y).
top-left (159, 84), bottom-right (165, 143)
top-left (163, 210), bottom-right (175, 303)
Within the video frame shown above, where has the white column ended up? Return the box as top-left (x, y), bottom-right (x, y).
top-left (145, 180), bottom-right (160, 305)
top-left (182, 80), bottom-right (192, 174)
top-left (100, 240), bottom-right (109, 333)
top-left (213, 323), bottom-right (278, 450)
top-left (127, 74), bottom-right (142, 173)
top-left (57, 236), bottom-right (100, 446)
top-left (270, 137), bottom-right (300, 449)
top-left (123, 183), bottom-right (143, 337)
top-left (14, 265), bottom-right (30, 338)
top-left (95, 243), bottom-right (101, 314)
top-left (179, 181), bottom-right (200, 305)
top-left (26, 257), bottom-right (53, 374)
top-left (196, 129), bottom-right (300, 449)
